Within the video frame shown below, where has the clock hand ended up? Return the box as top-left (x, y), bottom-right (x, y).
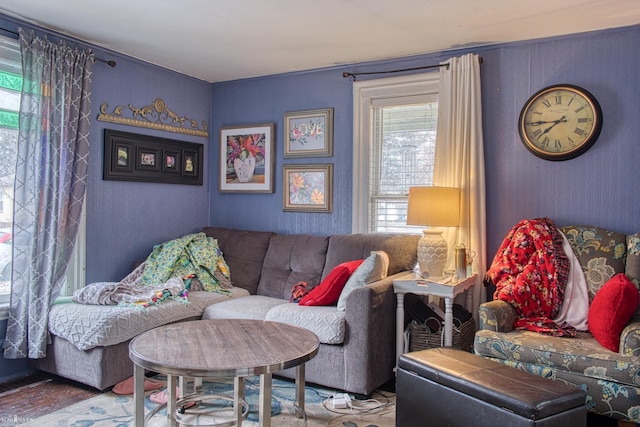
top-left (528, 116), bottom-right (569, 126)
top-left (527, 119), bottom-right (565, 125)
top-left (539, 116), bottom-right (567, 135)
top-left (527, 120), bottom-right (552, 125)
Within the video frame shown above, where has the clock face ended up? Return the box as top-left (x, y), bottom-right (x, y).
top-left (518, 84), bottom-right (603, 161)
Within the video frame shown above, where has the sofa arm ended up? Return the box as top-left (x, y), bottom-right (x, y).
top-left (341, 271), bottom-right (403, 395)
top-left (478, 300), bottom-right (517, 332)
top-left (620, 321), bottom-right (640, 356)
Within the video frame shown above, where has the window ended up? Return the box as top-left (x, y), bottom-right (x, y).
top-left (352, 72), bottom-right (440, 233)
top-left (0, 34), bottom-right (21, 305)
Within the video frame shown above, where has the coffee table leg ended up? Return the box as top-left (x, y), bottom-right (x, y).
top-left (294, 363), bottom-right (306, 418)
top-left (167, 375), bottom-right (177, 427)
top-left (134, 364), bottom-right (145, 427)
top-left (259, 373), bottom-right (272, 427)
top-left (234, 376), bottom-right (244, 426)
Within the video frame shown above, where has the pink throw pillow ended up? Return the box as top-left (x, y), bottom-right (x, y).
top-left (588, 273), bottom-right (640, 352)
top-left (299, 259), bottom-right (364, 306)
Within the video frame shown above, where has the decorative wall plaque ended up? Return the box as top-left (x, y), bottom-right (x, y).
top-left (97, 98), bottom-right (209, 137)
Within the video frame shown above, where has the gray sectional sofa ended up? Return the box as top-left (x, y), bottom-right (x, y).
top-left (31, 227), bottom-right (419, 396)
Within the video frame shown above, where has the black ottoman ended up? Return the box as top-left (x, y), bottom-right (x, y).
top-left (396, 347), bottom-right (586, 427)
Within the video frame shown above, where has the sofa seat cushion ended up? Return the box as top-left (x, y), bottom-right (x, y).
top-left (475, 329), bottom-right (640, 387)
top-left (48, 288), bottom-right (249, 351)
top-left (265, 303), bottom-right (345, 344)
top-left (202, 295), bottom-right (286, 320)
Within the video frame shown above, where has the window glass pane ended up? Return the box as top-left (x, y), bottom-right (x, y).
top-left (369, 103), bottom-right (437, 233)
top-left (0, 87), bottom-right (21, 114)
top-left (0, 35), bottom-right (20, 301)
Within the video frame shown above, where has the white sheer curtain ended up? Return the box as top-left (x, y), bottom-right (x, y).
top-left (433, 53), bottom-right (486, 322)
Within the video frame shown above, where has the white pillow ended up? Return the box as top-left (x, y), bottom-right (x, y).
top-left (336, 251), bottom-right (389, 311)
top-left (369, 250), bottom-right (389, 282)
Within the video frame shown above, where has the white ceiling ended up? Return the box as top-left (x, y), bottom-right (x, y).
top-left (1, 1), bottom-right (639, 83)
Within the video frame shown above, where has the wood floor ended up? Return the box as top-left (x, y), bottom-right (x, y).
top-left (0, 372), bottom-right (634, 426)
top-left (0, 372), bottom-right (100, 426)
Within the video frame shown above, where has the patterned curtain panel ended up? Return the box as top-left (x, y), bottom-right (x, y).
top-left (2, 29), bottom-right (93, 359)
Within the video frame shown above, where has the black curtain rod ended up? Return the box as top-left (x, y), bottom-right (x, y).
top-left (1, 27), bottom-right (116, 68)
top-left (343, 56), bottom-right (483, 81)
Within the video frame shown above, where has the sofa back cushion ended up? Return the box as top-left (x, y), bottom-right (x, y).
top-left (560, 225), bottom-right (627, 301)
top-left (626, 233), bottom-right (640, 284)
top-left (257, 234), bottom-right (330, 299)
top-left (322, 233), bottom-right (420, 280)
top-left (202, 227), bottom-right (274, 294)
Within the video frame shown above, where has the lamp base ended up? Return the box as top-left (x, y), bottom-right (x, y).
top-left (417, 229), bottom-right (448, 279)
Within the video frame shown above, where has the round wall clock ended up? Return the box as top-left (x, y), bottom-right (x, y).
top-left (518, 84), bottom-right (603, 161)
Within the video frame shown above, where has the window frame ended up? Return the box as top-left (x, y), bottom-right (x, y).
top-left (351, 72), bottom-right (440, 234)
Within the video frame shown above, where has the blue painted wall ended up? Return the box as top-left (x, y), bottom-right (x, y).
top-left (210, 25), bottom-right (640, 259)
top-left (87, 53), bottom-right (212, 283)
top-left (210, 71), bottom-right (356, 235)
top-left (0, 14), bottom-right (212, 381)
top-left (480, 27), bottom-right (640, 254)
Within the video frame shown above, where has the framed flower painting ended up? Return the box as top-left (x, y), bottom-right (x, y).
top-left (219, 123), bottom-right (275, 193)
top-left (284, 108), bottom-right (333, 158)
top-left (282, 164), bottom-right (333, 213)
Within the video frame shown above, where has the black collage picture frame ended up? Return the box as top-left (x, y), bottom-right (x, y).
top-left (103, 129), bottom-right (203, 185)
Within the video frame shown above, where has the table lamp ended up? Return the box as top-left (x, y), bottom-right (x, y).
top-left (406, 186), bottom-right (461, 279)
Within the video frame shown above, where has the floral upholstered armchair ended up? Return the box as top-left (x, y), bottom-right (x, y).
top-left (474, 225), bottom-right (640, 423)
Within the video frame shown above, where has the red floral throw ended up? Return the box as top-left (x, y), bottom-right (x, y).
top-left (588, 273), bottom-right (640, 352)
top-left (299, 259), bottom-right (364, 306)
top-left (487, 218), bottom-right (574, 336)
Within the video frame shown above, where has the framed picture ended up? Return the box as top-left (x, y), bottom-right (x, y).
top-left (103, 129), bottom-right (203, 185)
top-left (284, 108), bottom-right (333, 158)
top-left (219, 123), bottom-right (275, 193)
top-left (137, 148), bottom-right (160, 171)
top-left (182, 150), bottom-right (199, 176)
top-left (283, 164), bottom-right (333, 213)
top-left (163, 150), bottom-right (179, 173)
top-left (114, 142), bottom-right (133, 172)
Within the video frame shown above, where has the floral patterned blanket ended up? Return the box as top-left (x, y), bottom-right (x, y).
top-left (141, 232), bottom-right (231, 293)
top-left (73, 232), bottom-right (232, 308)
top-left (487, 218), bottom-right (575, 336)
top-left (72, 262), bottom-right (187, 307)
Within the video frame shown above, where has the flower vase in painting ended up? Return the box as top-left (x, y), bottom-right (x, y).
top-left (233, 155), bottom-right (256, 182)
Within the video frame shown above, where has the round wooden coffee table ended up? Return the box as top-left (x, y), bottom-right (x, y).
top-left (130, 319), bottom-right (319, 427)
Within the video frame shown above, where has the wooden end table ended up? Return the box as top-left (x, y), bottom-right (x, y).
top-left (129, 319), bottom-right (319, 427)
top-left (393, 273), bottom-right (477, 367)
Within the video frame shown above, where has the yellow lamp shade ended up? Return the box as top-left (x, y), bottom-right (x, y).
top-left (407, 186), bottom-right (460, 227)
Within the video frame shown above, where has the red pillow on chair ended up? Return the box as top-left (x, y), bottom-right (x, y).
top-left (588, 273), bottom-right (640, 352)
top-left (299, 259), bottom-right (364, 306)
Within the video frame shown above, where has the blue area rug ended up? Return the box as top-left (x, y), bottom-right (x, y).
top-left (18, 376), bottom-right (395, 426)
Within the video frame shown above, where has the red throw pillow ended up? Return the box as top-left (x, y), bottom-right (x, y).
top-left (299, 259), bottom-right (364, 306)
top-left (588, 273), bottom-right (640, 352)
